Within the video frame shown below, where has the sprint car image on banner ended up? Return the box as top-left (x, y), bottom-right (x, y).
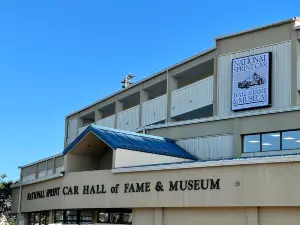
top-left (231, 52), bottom-right (271, 111)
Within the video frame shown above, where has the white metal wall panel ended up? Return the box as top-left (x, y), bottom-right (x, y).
top-left (78, 125), bottom-right (89, 135)
top-left (142, 94), bottom-right (167, 126)
top-left (55, 156), bottom-right (64, 174)
top-left (96, 115), bottom-right (116, 128)
top-left (67, 118), bottom-right (78, 144)
top-left (171, 76), bottom-right (214, 117)
top-left (117, 105), bottom-right (140, 131)
top-left (177, 135), bottom-right (233, 160)
top-left (37, 162), bottom-right (46, 179)
top-left (47, 158), bottom-right (54, 176)
top-left (217, 41), bottom-right (291, 116)
top-left (21, 165), bottom-right (36, 182)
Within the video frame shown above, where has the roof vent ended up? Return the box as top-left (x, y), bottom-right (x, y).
top-left (121, 73), bottom-right (135, 88)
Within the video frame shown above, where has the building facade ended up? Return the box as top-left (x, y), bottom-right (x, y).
top-left (11, 17), bottom-right (300, 225)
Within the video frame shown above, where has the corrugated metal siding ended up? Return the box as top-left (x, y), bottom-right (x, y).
top-left (217, 41), bottom-right (291, 116)
top-left (21, 165), bottom-right (36, 182)
top-left (47, 158), bottom-right (54, 176)
top-left (171, 76), bottom-right (214, 117)
top-left (37, 162), bottom-right (46, 179)
top-left (67, 118), bottom-right (78, 144)
top-left (96, 115), bottom-right (116, 128)
top-left (117, 105), bottom-right (140, 131)
top-left (55, 156), bottom-right (64, 173)
top-left (142, 94), bottom-right (167, 126)
top-left (177, 135), bottom-right (233, 160)
top-left (78, 125), bottom-right (89, 135)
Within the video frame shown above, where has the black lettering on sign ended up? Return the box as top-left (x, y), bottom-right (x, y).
top-left (90, 185), bottom-right (96, 194)
top-left (83, 185), bottom-right (89, 195)
top-left (124, 182), bottom-right (151, 193)
top-left (169, 179), bottom-right (220, 191)
top-left (210, 179), bottom-right (220, 190)
top-left (169, 181), bottom-right (178, 191)
top-left (46, 187), bottom-right (60, 197)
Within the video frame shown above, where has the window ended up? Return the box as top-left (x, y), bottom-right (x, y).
top-left (28, 212), bottom-right (49, 225)
top-left (262, 132), bottom-right (280, 151)
top-left (282, 130), bottom-right (300, 150)
top-left (65, 211), bottom-right (78, 224)
top-left (243, 129), bottom-right (300, 153)
top-left (80, 211), bottom-right (93, 224)
top-left (98, 209), bottom-right (132, 224)
top-left (40, 212), bottom-right (49, 225)
top-left (244, 134), bottom-right (260, 152)
top-left (55, 210), bottom-right (64, 223)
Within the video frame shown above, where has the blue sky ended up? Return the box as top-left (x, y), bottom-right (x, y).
top-left (0, 0), bottom-right (299, 180)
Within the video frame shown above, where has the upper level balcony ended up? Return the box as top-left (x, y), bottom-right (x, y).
top-left (65, 49), bottom-right (215, 145)
top-left (171, 76), bottom-right (214, 121)
top-left (20, 154), bottom-right (64, 183)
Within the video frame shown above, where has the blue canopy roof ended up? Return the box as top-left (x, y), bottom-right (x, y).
top-left (63, 125), bottom-right (197, 160)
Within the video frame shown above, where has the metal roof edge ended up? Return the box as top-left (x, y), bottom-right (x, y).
top-left (136, 105), bottom-right (300, 132)
top-left (11, 174), bottom-right (63, 188)
top-left (92, 125), bottom-right (174, 142)
top-left (65, 47), bottom-right (216, 118)
top-left (112, 154), bottom-right (300, 173)
top-left (63, 125), bottom-right (195, 160)
top-left (215, 17), bottom-right (298, 41)
top-left (18, 153), bottom-right (63, 169)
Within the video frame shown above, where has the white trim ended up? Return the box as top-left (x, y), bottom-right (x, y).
top-left (112, 155), bottom-right (300, 173)
top-left (218, 40), bottom-right (291, 57)
top-left (215, 17), bottom-right (298, 40)
top-left (136, 105), bottom-right (300, 132)
top-left (11, 174), bottom-right (63, 188)
top-left (19, 153), bottom-right (63, 169)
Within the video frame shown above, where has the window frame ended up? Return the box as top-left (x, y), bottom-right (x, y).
top-left (242, 129), bottom-right (300, 153)
top-left (28, 211), bottom-right (49, 225)
top-left (54, 210), bottom-right (64, 224)
top-left (79, 210), bottom-right (93, 224)
top-left (97, 209), bottom-right (132, 224)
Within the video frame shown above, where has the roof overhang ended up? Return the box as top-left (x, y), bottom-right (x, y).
top-left (64, 125), bottom-right (197, 160)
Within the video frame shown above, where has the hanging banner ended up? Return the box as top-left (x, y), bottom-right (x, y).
top-left (231, 52), bottom-right (272, 111)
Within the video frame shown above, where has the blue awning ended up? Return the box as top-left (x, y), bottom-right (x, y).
top-left (63, 125), bottom-right (197, 160)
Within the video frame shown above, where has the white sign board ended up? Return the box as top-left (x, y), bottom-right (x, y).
top-left (231, 52), bottom-right (271, 111)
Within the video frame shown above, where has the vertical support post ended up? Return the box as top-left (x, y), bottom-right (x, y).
top-left (45, 160), bottom-right (48, 177)
top-left (290, 23), bottom-right (300, 105)
top-left (35, 164), bottom-right (38, 179)
top-left (115, 100), bottom-right (123, 128)
top-left (17, 186), bottom-right (24, 225)
top-left (166, 70), bottom-right (178, 123)
top-left (247, 207), bottom-right (258, 225)
top-left (139, 89), bottom-right (149, 127)
top-left (95, 110), bottom-right (103, 122)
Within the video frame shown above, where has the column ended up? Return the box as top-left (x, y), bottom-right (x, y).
top-left (139, 89), bottom-right (149, 127)
top-left (49, 211), bottom-right (55, 223)
top-left (95, 110), bottom-right (103, 122)
top-left (154, 208), bottom-right (163, 225)
top-left (290, 27), bottom-right (300, 105)
top-left (115, 100), bottom-right (123, 128)
top-left (247, 207), bottom-right (258, 225)
top-left (92, 210), bottom-right (98, 223)
top-left (166, 70), bottom-right (178, 123)
top-left (232, 118), bottom-right (242, 158)
top-left (213, 49), bottom-right (219, 116)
